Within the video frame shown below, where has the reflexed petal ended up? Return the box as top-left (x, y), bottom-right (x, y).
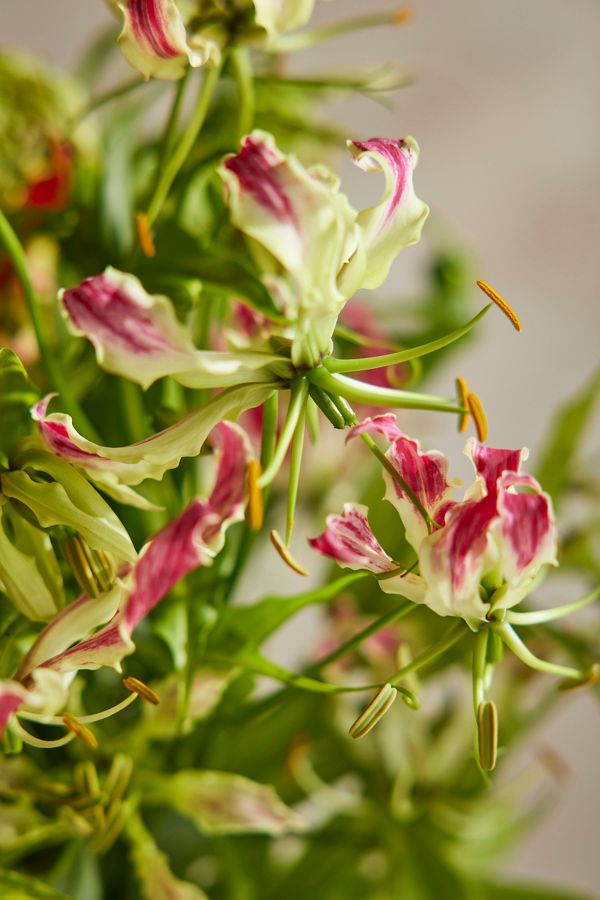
top-left (38, 423), bottom-right (253, 673)
top-left (33, 382), bottom-right (274, 489)
top-left (167, 770), bottom-right (305, 835)
top-left (309, 502), bottom-right (395, 574)
top-left (0, 681), bottom-right (29, 738)
top-left (117, 0), bottom-right (207, 80)
top-left (60, 269), bottom-right (284, 390)
top-left (254, 0), bottom-right (316, 36)
top-left (221, 131), bottom-right (359, 365)
top-left (418, 496), bottom-right (499, 623)
top-left (384, 433), bottom-right (459, 552)
top-left (346, 137), bottom-right (429, 290)
top-left (465, 438), bottom-right (526, 496)
top-left (345, 414), bottom-right (401, 443)
top-left (496, 471), bottom-right (557, 603)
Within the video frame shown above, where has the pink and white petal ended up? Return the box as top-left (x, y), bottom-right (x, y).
top-left (309, 503), bottom-right (396, 574)
top-left (0, 681), bottom-right (29, 738)
top-left (33, 382), bottom-right (274, 489)
top-left (346, 137), bottom-right (429, 290)
top-left (496, 472), bottom-right (558, 603)
top-left (345, 414), bottom-right (401, 444)
top-left (464, 438), bottom-right (526, 498)
top-left (418, 496), bottom-right (499, 623)
top-left (61, 269), bottom-right (214, 390)
top-left (220, 131), bottom-right (359, 365)
top-left (377, 570), bottom-right (427, 605)
top-left (117, 0), bottom-right (205, 80)
top-left (383, 434), bottom-right (460, 553)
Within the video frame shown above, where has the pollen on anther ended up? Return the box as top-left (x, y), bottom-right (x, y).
top-left (476, 280), bottom-right (522, 332)
top-left (468, 392), bottom-right (488, 442)
top-left (455, 376), bottom-right (470, 433)
top-left (270, 529), bottom-right (309, 576)
top-left (123, 676), bottom-right (160, 705)
top-left (63, 714), bottom-right (98, 750)
top-left (135, 212), bottom-right (156, 258)
top-left (246, 459), bottom-right (264, 532)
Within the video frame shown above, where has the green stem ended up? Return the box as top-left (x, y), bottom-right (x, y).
top-left (285, 404), bottom-right (306, 544)
top-left (308, 601), bottom-right (416, 673)
top-left (472, 629), bottom-right (489, 713)
top-left (230, 47), bottom-right (254, 140)
top-left (325, 305), bottom-right (491, 374)
top-left (506, 584), bottom-right (600, 625)
top-left (83, 76), bottom-right (147, 117)
top-left (310, 367), bottom-right (465, 414)
top-left (156, 71), bottom-right (190, 172)
top-left (494, 622), bottom-right (583, 680)
top-left (259, 378), bottom-right (308, 488)
top-left (146, 63), bottom-right (221, 226)
top-left (388, 622), bottom-right (465, 686)
top-left (0, 210), bottom-right (98, 438)
top-left (260, 391), bottom-right (278, 472)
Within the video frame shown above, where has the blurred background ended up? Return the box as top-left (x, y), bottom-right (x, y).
top-left (3, 0), bottom-right (599, 893)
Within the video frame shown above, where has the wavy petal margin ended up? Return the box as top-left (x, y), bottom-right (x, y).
top-left (117, 0), bottom-right (206, 80)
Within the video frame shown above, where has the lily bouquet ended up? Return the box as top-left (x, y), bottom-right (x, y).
top-left (0, 2), bottom-right (598, 898)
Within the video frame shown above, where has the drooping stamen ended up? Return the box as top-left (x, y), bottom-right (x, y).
top-left (493, 622), bottom-right (585, 681)
top-left (18, 692), bottom-right (138, 725)
top-left (270, 529), bottom-right (309, 576)
top-left (467, 392), bottom-right (488, 442)
top-left (63, 714), bottom-right (99, 749)
top-left (286, 406), bottom-right (306, 545)
top-left (259, 378), bottom-right (309, 489)
top-left (123, 676), bottom-right (160, 705)
top-left (476, 280), bottom-right (522, 332)
top-left (246, 459), bottom-right (264, 532)
top-left (559, 664), bottom-right (599, 692)
top-left (455, 376), bottom-right (470, 433)
top-left (135, 211), bottom-right (156, 258)
top-left (11, 718), bottom-right (75, 749)
top-left (476, 700), bottom-right (498, 771)
top-left (104, 754), bottom-right (134, 804)
top-left (349, 684), bottom-right (397, 739)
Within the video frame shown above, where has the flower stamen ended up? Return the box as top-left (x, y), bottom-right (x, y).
top-left (455, 376), bottom-right (470, 433)
top-left (246, 459), bottom-right (264, 532)
top-left (467, 391), bottom-right (488, 442)
top-left (62, 714), bottom-right (98, 749)
top-left (135, 212), bottom-right (156, 258)
top-left (349, 684), bottom-right (397, 739)
top-left (123, 676), bottom-right (160, 705)
top-left (476, 700), bottom-right (498, 770)
top-left (270, 529), bottom-right (309, 576)
top-left (476, 279), bottom-right (522, 332)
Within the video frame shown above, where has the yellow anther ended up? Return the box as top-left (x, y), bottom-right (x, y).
top-left (270, 529), bottom-right (309, 576)
top-left (62, 715), bottom-right (98, 750)
top-left (393, 7), bottom-right (413, 26)
top-left (63, 535), bottom-right (116, 599)
top-left (246, 459), bottom-right (264, 532)
top-left (349, 684), bottom-right (397, 739)
top-left (467, 392), bottom-right (488, 442)
top-left (476, 280), bottom-right (522, 332)
top-left (455, 376), bottom-right (470, 434)
top-left (123, 676), bottom-right (160, 705)
top-left (135, 212), bottom-right (156, 258)
top-left (476, 700), bottom-right (498, 771)
top-left (559, 663), bottom-right (599, 692)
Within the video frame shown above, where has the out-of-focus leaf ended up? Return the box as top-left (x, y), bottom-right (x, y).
top-left (0, 868), bottom-right (72, 900)
top-left (536, 367), bottom-right (600, 505)
top-left (98, 107), bottom-right (141, 259)
top-left (481, 881), bottom-right (595, 900)
top-left (0, 349), bottom-right (38, 461)
top-left (47, 842), bottom-right (102, 900)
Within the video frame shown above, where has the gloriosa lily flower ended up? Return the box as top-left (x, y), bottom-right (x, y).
top-left (0, 421), bottom-right (252, 745)
top-left (310, 415), bottom-right (558, 627)
top-left (220, 130), bottom-right (429, 367)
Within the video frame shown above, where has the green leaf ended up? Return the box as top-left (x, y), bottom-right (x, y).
top-left (1, 451), bottom-right (136, 562)
top-left (536, 366), bottom-right (600, 505)
top-left (0, 348), bottom-right (39, 459)
top-left (0, 501), bottom-right (63, 620)
top-left (47, 842), bottom-right (102, 900)
top-left (0, 869), bottom-right (73, 900)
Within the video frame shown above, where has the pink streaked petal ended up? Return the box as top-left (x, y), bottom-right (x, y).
top-left (498, 472), bottom-right (557, 578)
top-left (346, 136), bottom-right (429, 291)
top-left (0, 682), bottom-right (28, 738)
top-left (345, 414), bottom-right (401, 444)
top-left (224, 136), bottom-right (299, 230)
top-left (309, 503), bottom-right (395, 574)
top-left (387, 435), bottom-right (456, 519)
top-left (465, 438), bottom-right (526, 495)
top-left (118, 0), bottom-right (206, 81)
